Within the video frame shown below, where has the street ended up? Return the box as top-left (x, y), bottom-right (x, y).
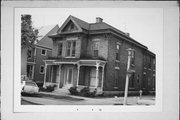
top-left (21, 93), bottom-right (155, 105)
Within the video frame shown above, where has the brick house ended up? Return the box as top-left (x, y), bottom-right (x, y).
top-left (23, 25), bottom-right (59, 83)
top-left (43, 15), bottom-right (156, 95)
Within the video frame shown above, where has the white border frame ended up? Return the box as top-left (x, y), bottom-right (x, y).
top-left (14, 7), bottom-right (162, 113)
top-left (1, 1), bottom-right (179, 120)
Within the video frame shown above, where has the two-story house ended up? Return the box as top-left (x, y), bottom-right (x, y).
top-left (43, 15), bottom-right (156, 95)
top-left (24, 25), bottom-right (59, 84)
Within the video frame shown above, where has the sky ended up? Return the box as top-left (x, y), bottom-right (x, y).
top-left (20, 8), bottom-right (163, 53)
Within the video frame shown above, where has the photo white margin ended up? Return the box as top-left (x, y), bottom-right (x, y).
top-left (13, 7), bottom-right (163, 113)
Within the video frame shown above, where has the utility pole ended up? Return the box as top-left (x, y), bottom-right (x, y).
top-left (123, 48), bottom-right (134, 105)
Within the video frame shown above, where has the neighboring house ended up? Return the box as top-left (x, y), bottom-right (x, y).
top-left (43, 15), bottom-right (156, 95)
top-left (21, 41), bottom-right (34, 80)
top-left (22, 24), bottom-right (59, 83)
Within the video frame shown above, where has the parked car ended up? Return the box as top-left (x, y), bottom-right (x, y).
top-left (21, 81), bottom-right (39, 94)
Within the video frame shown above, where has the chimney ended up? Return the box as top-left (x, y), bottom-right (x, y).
top-left (126, 33), bottom-right (130, 37)
top-left (96, 17), bottom-right (103, 23)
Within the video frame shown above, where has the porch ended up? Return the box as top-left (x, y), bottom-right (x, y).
top-left (43, 59), bottom-right (106, 94)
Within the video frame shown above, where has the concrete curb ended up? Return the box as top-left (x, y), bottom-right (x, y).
top-left (21, 98), bottom-right (43, 105)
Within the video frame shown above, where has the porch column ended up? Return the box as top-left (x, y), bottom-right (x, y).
top-left (95, 62), bottom-right (100, 88)
top-left (101, 66), bottom-right (105, 91)
top-left (51, 66), bottom-right (54, 83)
top-left (58, 65), bottom-right (61, 88)
top-left (76, 64), bottom-right (80, 87)
top-left (43, 63), bottom-right (48, 87)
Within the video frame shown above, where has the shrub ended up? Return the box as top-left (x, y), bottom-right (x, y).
top-left (80, 87), bottom-right (90, 97)
top-left (80, 87), bottom-right (96, 97)
top-left (36, 81), bottom-right (44, 87)
top-left (46, 84), bottom-right (57, 92)
top-left (39, 86), bottom-right (46, 92)
top-left (69, 87), bottom-right (79, 95)
top-left (39, 84), bottom-right (57, 92)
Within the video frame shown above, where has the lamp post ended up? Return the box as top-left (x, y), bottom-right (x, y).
top-left (123, 48), bottom-right (135, 105)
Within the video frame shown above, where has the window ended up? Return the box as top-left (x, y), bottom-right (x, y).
top-left (27, 49), bottom-right (32, 58)
top-left (72, 41), bottom-right (76, 56)
top-left (58, 42), bottom-right (63, 56)
top-left (153, 59), bottom-right (155, 70)
top-left (114, 69), bottom-right (119, 88)
top-left (143, 55), bottom-right (146, 66)
top-left (148, 57), bottom-right (152, 69)
top-left (115, 44), bottom-right (121, 61)
top-left (41, 49), bottom-right (46, 56)
top-left (93, 42), bottom-right (99, 57)
top-left (152, 75), bottom-right (155, 89)
top-left (116, 44), bottom-right (120, 50)
top-left (129, 73), bottom-right (135, 88)
top-left (131, 51), bottom-right (135, 65)
top-left (66, 41), bottom-right (76, 57)
top-left (115, 52), bottom-right (119, 60)
top-left (39, 65), bottom-right (45, 74)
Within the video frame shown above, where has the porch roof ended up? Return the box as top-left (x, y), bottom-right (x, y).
top-left (44, 59), bottom-right (106, 67)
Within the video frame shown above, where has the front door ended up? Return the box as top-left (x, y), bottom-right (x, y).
top-left (90, 68), bottom-right (97, 87)
top-left (65, 68), bottom-right (73, 88)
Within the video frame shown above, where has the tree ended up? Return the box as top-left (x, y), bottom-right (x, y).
top-left (21, 15), bottom-right (38, 48)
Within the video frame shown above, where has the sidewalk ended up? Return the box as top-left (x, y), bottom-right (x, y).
top-left (22, 92), bottom-right (155, 105)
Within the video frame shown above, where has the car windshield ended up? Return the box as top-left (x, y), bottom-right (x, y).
top-left (26, 82), bottom-right (37, 86)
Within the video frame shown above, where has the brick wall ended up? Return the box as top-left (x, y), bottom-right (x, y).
top-left (142, 52), bottom-right (156, 93)
top-left (85, 34), bottom-right (108, 60)
top-left (104, 34), bottom-right (144, 92)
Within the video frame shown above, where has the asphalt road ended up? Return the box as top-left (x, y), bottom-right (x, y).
top-left (21, 93), bottom-right (155, 105)
top-left (21, 94), bottom-right (86, 105)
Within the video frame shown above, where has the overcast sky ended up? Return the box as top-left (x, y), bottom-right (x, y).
top-left (20, 8), bottom-right (163, 53)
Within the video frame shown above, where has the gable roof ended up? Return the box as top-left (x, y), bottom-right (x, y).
top-left (35, 24), bottom-right (59, 49)
top-left (37, 24), bottom-right (58, 41)
top-left (52, 15), bottom-right (148, 50)
top-left (70, 15), bottom-right (89, 30)
top-left (58, 15), bottom-right (86, 33)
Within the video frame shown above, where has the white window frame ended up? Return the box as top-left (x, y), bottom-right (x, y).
top-left (41, 49), bottom-right (47, 56)
top-left (93, 41), bottom-right (99, 57)
top-left (39, 65), bottom-right (45, 74)
top-left (66, 40), bottom-right (76, 57)
top-left (115, 43), bottom-right (121, 61)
